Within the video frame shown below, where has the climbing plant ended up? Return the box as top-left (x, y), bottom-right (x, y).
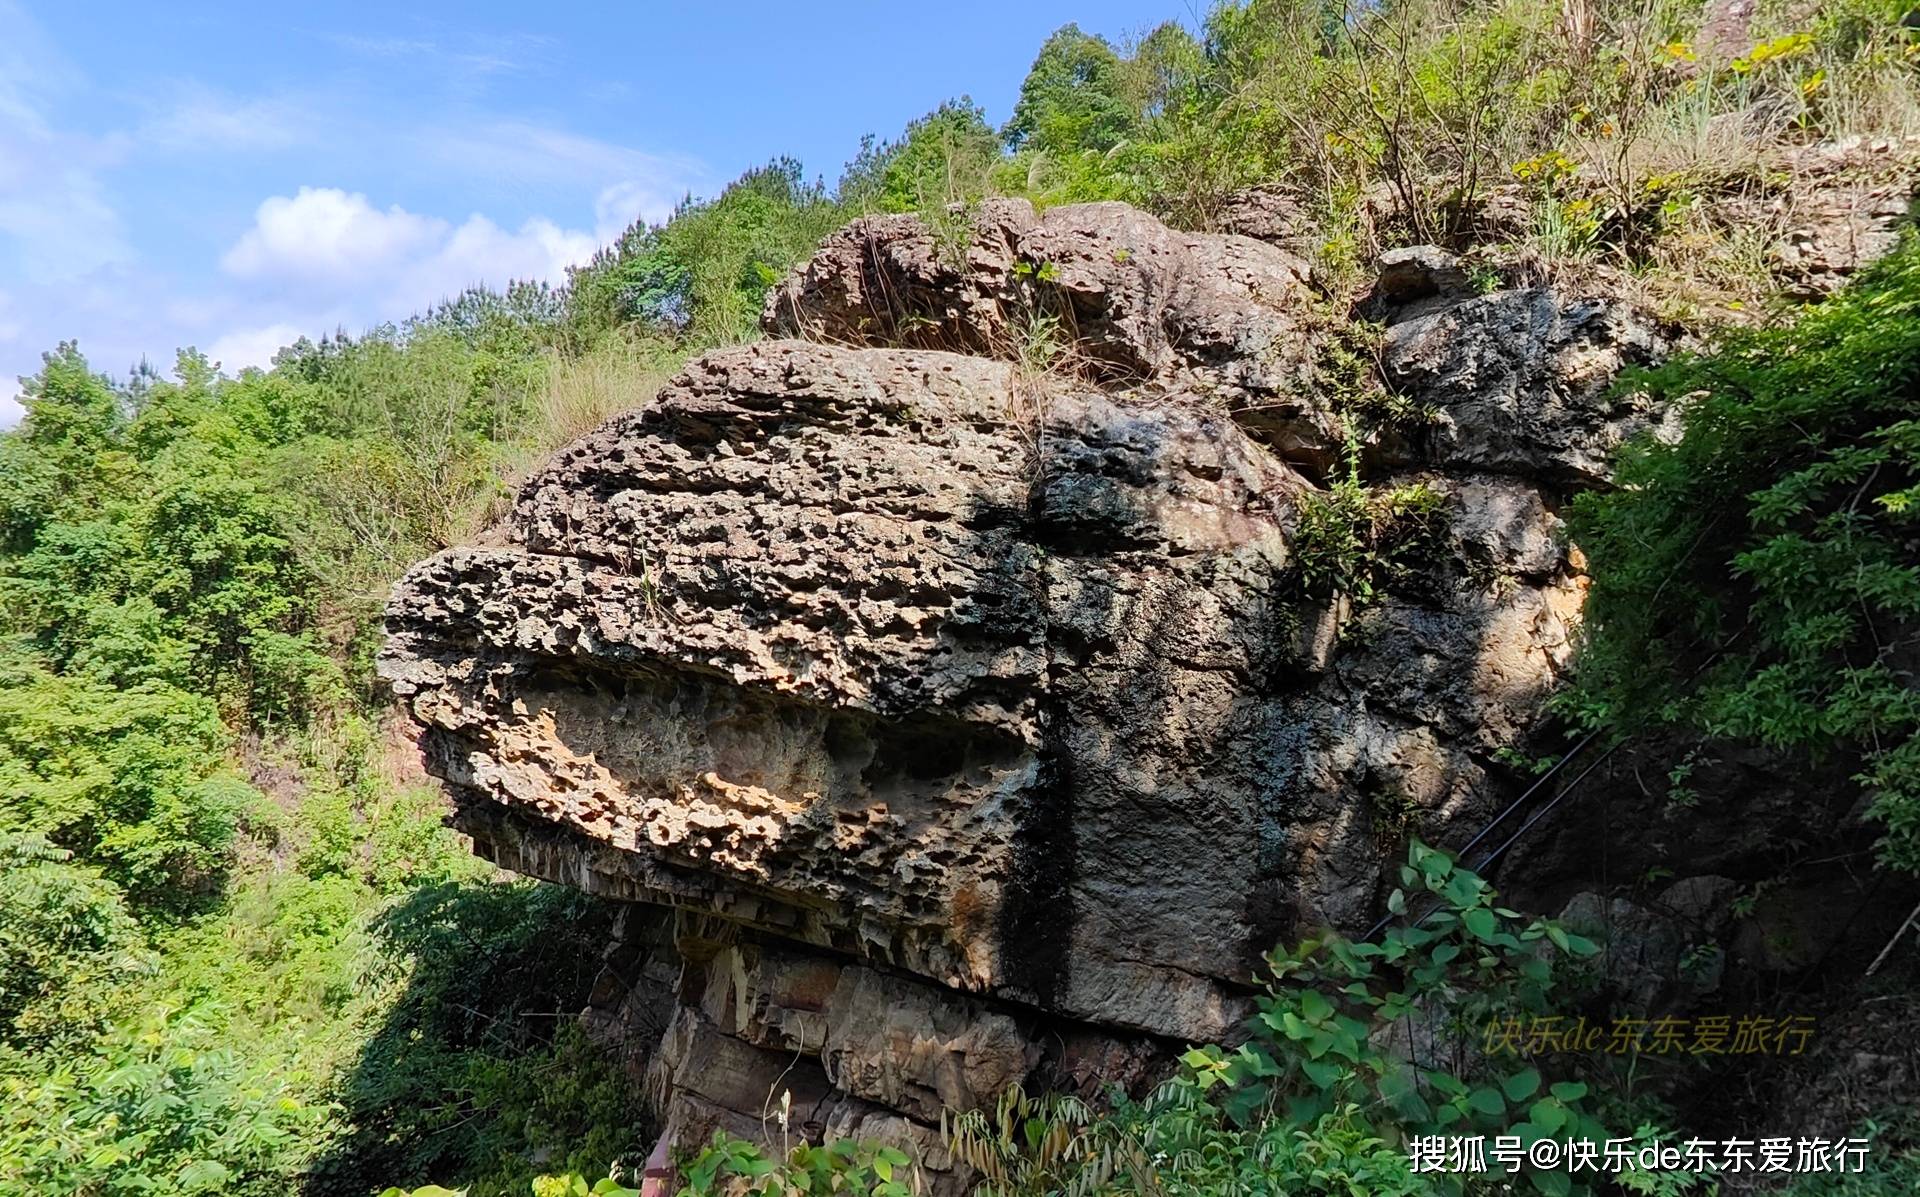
top-left (1569, 237), bottom-right (1920, 873)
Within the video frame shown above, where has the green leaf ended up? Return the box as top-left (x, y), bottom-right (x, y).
top-left (1237, 1045), bottom-right (1283, 1078)
top-left (1301, 1057), bottom-right (1342, 1089)
top-left (176, 1159), bottom-right (233, 1191)
top-left (1531, 1167), bottom-right (1572, 1197)
top-left (1285, 1091), bottom-right (1333, 1126)
top-left (1502, 1068), bottom-right (1541, 1102)
top-left (1463, 907), bottom-right (1498, 941)
top-left (1299, 989), bottom-right (1334, 1021)
top-left (1549, 1080), bottom-right (1588, 1102)
top-left (1443, 872), bottom-right (1482, 909)
top-left (1467, 1087), bottom-right (1505, 1117)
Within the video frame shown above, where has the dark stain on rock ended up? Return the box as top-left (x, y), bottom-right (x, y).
top-left (998, 723), bottom-right (1076, 1009)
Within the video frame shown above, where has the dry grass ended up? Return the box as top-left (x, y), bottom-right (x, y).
top-left (529, 338), bottom-right (678, 450)
top-left (469, 338), bottom-right (683, 534)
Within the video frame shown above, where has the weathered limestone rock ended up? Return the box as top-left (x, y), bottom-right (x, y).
top-left (380, 198), bottom-right (1686, 1172)
top-left (1381, 288), bottom-right (1670, 485)
top-left (1558, 876), bottom-right (1739, 1014)
top-left (763, 198), bottom-right (1341, 469)
top-left (385, 335), bottom-right (1317, 1042)
top-left (1213, 186), bottom-right (1315, 256)
top-left (1364, 245), bottom-right (1472, 317)
top-left (1766, 137), bottom-right (1919, 298)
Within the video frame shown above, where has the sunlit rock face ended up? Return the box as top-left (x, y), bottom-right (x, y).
top-left (380, 201), bottom-right (1668, 1179)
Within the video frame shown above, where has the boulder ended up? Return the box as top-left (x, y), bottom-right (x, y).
top-left (1381, 287), bottom-right (1671, 485)
top-left (762, 198), bottom-right (1342, 469)
top-left (381, 200), bottom-right (1690, 1174)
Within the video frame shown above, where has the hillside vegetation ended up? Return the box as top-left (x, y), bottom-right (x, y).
top-left (2, 0), bottom-right (1916, 1193)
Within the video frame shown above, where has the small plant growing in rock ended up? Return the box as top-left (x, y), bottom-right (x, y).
top-left (1467, 262), bottom-right (1504, 295)
top-left (676, 1132), bottom-right (915, 1197)
top-left (1290, 460), bottom-right (1448, 609)
top-left (943, 1084), bottom-right (1131, 1197)
top-left (1011, 258), bottom-right (1063, 284)
top-left (1201, 840), bottom-right (1623, 1196)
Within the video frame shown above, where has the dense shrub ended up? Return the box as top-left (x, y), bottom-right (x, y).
top-left (1569, 238), bottom-right (1920, 873)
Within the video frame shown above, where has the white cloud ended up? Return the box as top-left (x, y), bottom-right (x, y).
top-left (222, 187), bottom-right (447, 282)
top-left (594, 180), bottom-right (676, 240)
top-left (220, 186), bottom-right (601, 320)
top-left (0, 1), bottom-right (707, 429)
top-left (207, 322), bottom-right (305, 374)
top-left (138, 87), bottom-right (309, 152)
top-left (407, 213), bottom-right (596, 305)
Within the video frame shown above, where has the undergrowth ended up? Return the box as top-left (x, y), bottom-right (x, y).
top-left (1568, 235), bottom-right (1920, 874)
top-left (674, 842), bottom-right (1707, 1197)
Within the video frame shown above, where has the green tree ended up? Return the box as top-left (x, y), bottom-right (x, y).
top-left (570, 159), bottom-right (841, 346)
top-left (0, 657), bottom-right (254, 913)
top-left (839, 98), bottom-right (1004, 214)
top-left (0, 833), bottom-right (147, 1052)
top-left (1004, 24), bottom-right (1138, 156)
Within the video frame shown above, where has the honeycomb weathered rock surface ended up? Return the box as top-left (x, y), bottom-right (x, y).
top-left (382, 200), bottom-right (1687, 1181)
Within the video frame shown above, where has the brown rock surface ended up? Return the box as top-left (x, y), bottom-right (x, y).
top-left (380, 199), bottom-right (1696, 1173)
top-left (762, 197), bottom-right (1341, 469)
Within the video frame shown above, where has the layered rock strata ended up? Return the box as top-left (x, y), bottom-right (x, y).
top-left (380, 199), bottom-right (1674, 1173)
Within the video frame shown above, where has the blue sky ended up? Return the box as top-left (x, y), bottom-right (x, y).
top-left (0, 1), bottom-right (1195, 424)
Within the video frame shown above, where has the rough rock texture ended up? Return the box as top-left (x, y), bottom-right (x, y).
top-left (1765, 137), bottom-right (1919, 297)
top-left (763, 198), bottom-right (1342, 470)
top-left (1214, 186), bottom-right (1317, 257)
top-left (1378, 286), bottom-right (1672, 485)
top-left (1364, 245), bottom-right (1472, 317)
top-left (381, 199), bottom-right (1694, 1171)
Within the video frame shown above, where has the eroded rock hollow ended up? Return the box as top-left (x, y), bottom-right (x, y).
top-left (379, 199), bottom-right (1674, 1179)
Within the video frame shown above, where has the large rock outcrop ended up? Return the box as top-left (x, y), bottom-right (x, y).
top-left (379, 200), bottom-right (1675, 1177)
